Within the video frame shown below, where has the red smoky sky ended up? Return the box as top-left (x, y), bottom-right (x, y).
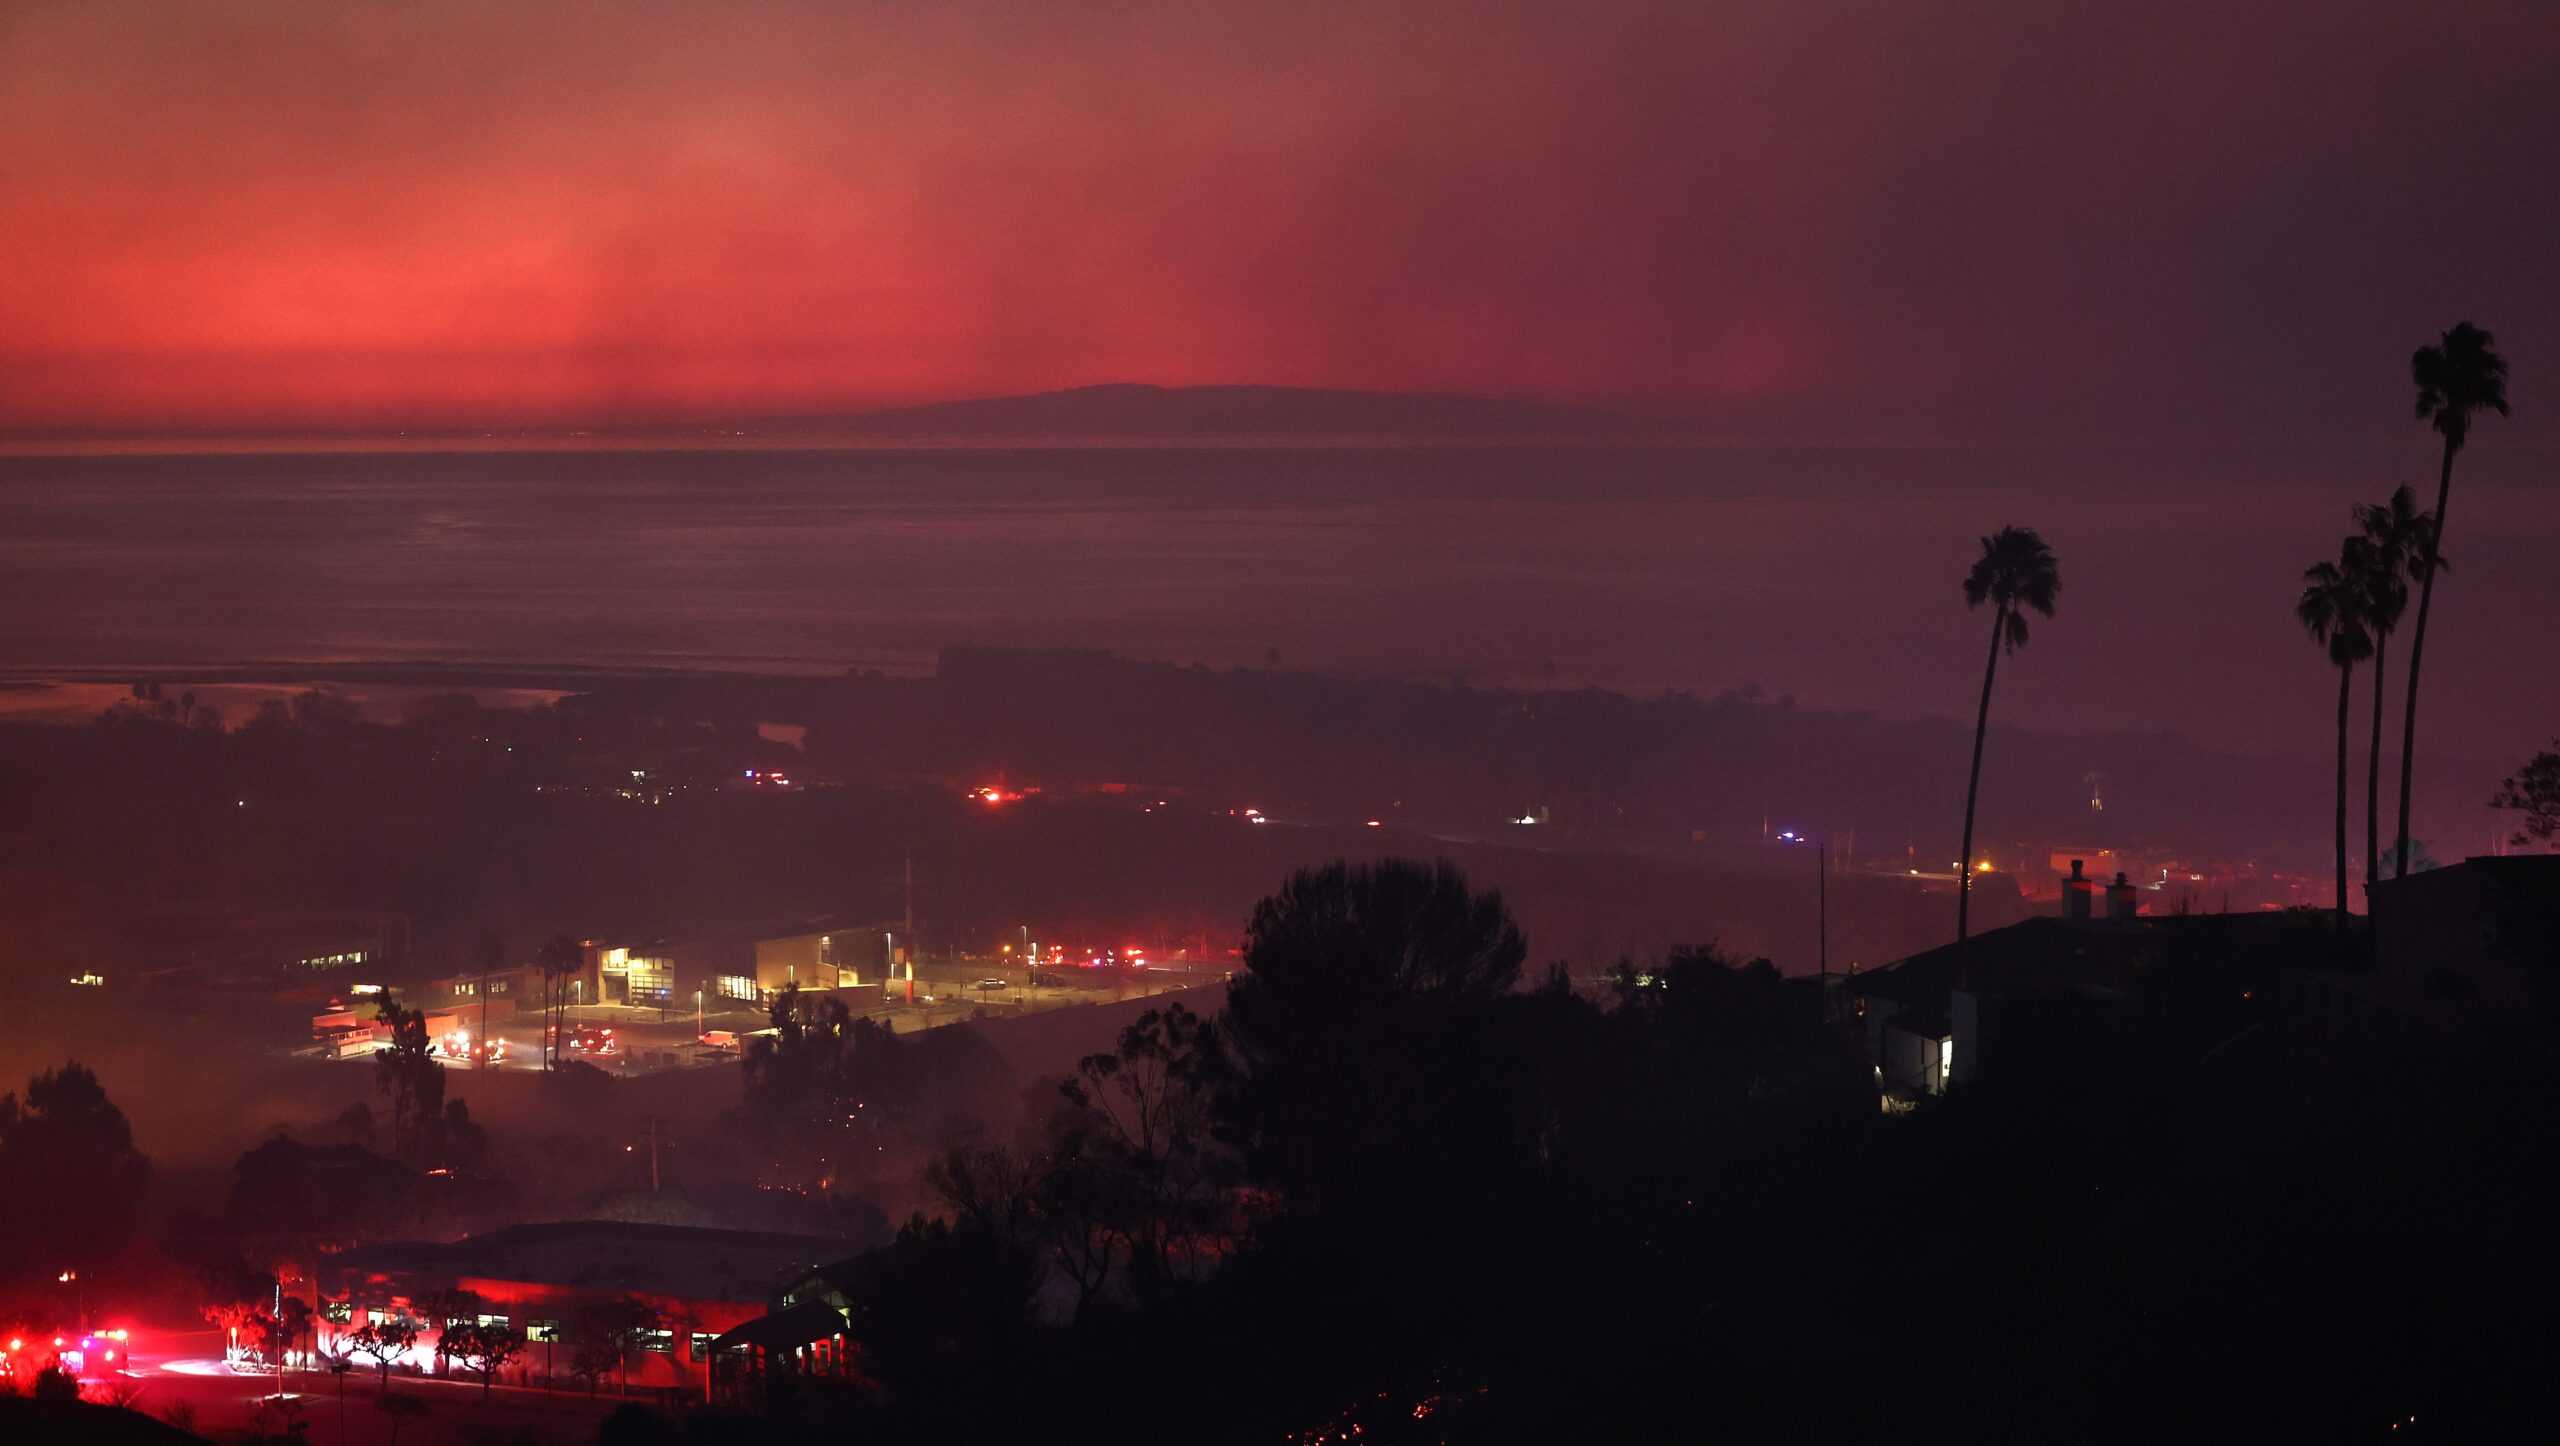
top-left (1, 0), bottom-right (2555, 436)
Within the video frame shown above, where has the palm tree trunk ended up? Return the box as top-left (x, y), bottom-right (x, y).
top-left (1957, 604), bottom-right (2006, 952)
top-left (2365, 635), bottom-right (2386, 898)
top-left (2334, 660), bottom-right (2352, 933)
top-left (2394, 437), bottom-right (2458, 878)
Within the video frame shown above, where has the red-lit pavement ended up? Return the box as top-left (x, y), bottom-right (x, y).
top-left (98, 1332), bottom-right (623, 1444)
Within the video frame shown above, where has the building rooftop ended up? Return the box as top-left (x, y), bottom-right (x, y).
top-left (327, 1220), bottom-right (843, 1305)
top-left (1846, 910), bottom-right (2333, 1012)
top-left (712, 1295), bottom-right (850, 1353)
top-left (1883, 1006), bottom-right (1952, 1039)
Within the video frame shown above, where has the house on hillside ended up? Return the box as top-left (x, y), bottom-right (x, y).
top-left (2290, 855), bottom-right (2560, 1052)
top-left (1846, 859), bottom-right (2325, 1097)
top-left (707, 1257), bottom-right (868, 1403)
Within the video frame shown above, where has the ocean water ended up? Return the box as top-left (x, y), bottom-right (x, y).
top-left (0, 443), bottom-right (2551, 768)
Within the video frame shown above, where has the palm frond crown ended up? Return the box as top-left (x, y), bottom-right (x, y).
top-left (2299, 550), bottom-right (2375, 668)
top-left (1962, 526), bottom-right (2061, 654)
top-left (2412, 321), bottom-right (2510, 452)
top-left (2353, 484), bottom-right (2436, 613)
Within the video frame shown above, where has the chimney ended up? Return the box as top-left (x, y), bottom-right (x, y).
top-left (2106, 871), bottom-right (2138, 924)
top-left (2063, 859), bottom-right (2094, 924)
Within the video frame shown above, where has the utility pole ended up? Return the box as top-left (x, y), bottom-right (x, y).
top-left (903, 854), bottom-right (916, 974)
top-left (1818, 840), bottom-right (1829, 987)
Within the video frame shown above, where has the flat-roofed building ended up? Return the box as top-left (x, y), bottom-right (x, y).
top-left (732, 916), bottom-right (900, 999)
top-left (319, 1221), bottom-right (867, 1393)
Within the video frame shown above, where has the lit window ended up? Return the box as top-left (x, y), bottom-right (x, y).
top-left (474, 1314), bottom-right (511, 1328)
top-left (526, 1320), bottom-right (561, 1343)
top-left (323, 1302), bottom-right (353, 1323)
top-left (689, 1332), bottom-right (719, 1359)
top-left (640, 1328), bottom-right (676, 1354)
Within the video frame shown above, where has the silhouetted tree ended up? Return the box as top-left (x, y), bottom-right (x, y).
top-left (2493, 741), bottom-right (2560, 846)
top-left (537, 934), bottom-right (584, 1070)
top-left (30, 1364), bottom-right (80, 1404)
top-left (740, 984), bottom-right (904, 1190)
top-left (370, 999), bottom-right (445, 1163)
top-left (2301, 542), bottom-right (2376, 930)
top-left (270, 1294), bottom-right (314, 1370)
top-left (567, 1295), bottom-right (655, 1396)
top-left (346, 1315), bottom-right (420, 1389)
top-left (200, 1265), bottom-right (309, 1372)
top-left (412, 1286), bottom-right (485, 1378)
top-left (221, 1136), bottom-right (422, 1257)
top-left (1956, 526), bottom-right (2061, 948)
top-left (445, 1319), bottom-right (525, 1397)
top-left (2353, 486), bottom-right (2430, 887)
top-left (1220, 860), bottom-right (1525, 1209)
top-left (0, 1062), bottom-right (152, 1289)
top-left (1057, 1001), bottom-right (1228, 1297)
top-left (2397, 321), bottom-right (2510, 877)
top-left (842, 1214), bottom-right (1041, 1432)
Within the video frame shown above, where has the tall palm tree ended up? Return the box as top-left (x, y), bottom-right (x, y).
top-left (2301, 544), bottom-right (2376, 931)
top-left (2351, 486), bottom-right (2430, 891)
top-left (1956, 526), bottom-right (2060, 950)
top-left (2395, 322), bottom-right (2509, 877)
top-left (536, 935), bottom-right (584, 1070)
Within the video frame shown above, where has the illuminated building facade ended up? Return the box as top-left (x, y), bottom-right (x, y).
top-left (319, 1221), bottom-right (843, 1393)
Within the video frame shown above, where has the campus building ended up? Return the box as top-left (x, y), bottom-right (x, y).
top-left (318, 1221), bottom-right (845, 1394)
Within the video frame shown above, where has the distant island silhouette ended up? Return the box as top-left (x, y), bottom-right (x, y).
top-left (748, 383), bottom-right (1676, 443)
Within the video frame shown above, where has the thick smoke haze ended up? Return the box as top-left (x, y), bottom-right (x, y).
top-left (2, 0), bottom-right (2554, 437)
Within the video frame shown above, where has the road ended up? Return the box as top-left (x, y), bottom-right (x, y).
top-left (95, 1332), bottom-right (625, 1444)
